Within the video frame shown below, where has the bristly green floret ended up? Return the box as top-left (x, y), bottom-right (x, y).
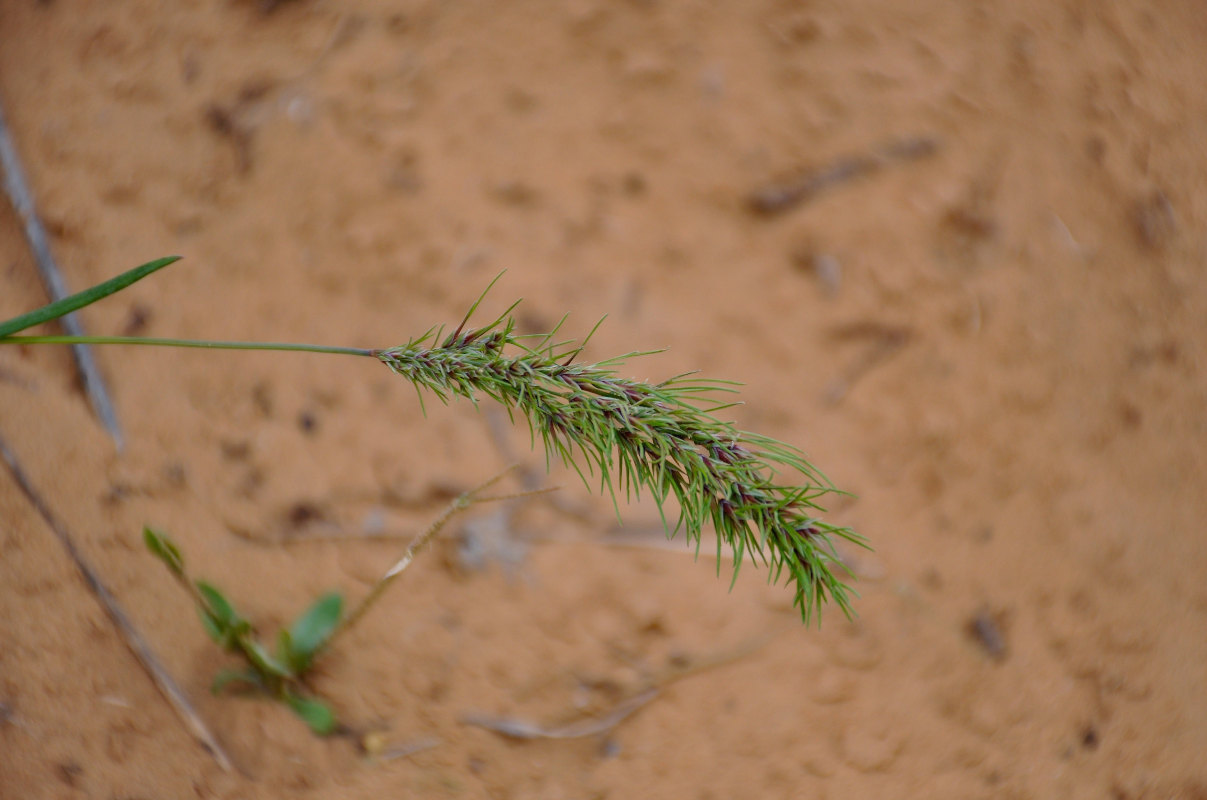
top-left (374, 303), bottom-right (866, 625)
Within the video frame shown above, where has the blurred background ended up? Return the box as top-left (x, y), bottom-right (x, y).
top-left (1, 2), bottom-right (1204, 798)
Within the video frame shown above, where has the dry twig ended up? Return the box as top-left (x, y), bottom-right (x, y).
top-left (0, 433), bottom-right (233, 772)
top-left (461, 628), bottom-right (784, 742)
top-left (750, 135), bottom-right (940, 216)
top-left (0, 100), bottom-right (123, 448)
top-left (461, 689), bottom-right (659, 741)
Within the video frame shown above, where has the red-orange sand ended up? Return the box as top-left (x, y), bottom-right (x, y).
top-left (2, 2), bottom-right (1205, 798)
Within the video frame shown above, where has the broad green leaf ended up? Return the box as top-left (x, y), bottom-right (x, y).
top-left (287, 593), bottom-right (343, 671)
top-left (275, 629), bottom-right (300, 674)
top-left (194, 581), bottom-right (236, 637)
top-left (211, 668), bottom-right (262, 694)
top-left (196, 581), bottom-right (237, 627)
top-left (142, 527), bottom-right (184, 577)
top-left (0, 256), bottom-right (181, 338)
top-left (195, 581), bottom-right (246, 649)
top-left (285, 691), bottom-right (337, 735)
top-left (198, 608), bottom-right (225, 644)
top-left (243, 638), bottom-right (291, 680)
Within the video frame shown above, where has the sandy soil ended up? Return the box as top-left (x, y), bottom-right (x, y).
top-left (2, 1), bottom-right (1206, 798)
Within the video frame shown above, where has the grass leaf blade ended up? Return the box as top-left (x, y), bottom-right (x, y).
top-left (0, 256), bottom-right (181, 338)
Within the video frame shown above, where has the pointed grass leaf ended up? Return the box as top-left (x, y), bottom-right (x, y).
top-left (285, 691), bottom-right (337, 735)
top-left (0, 256), bottom-right (181, 338)
top-left (142, 526), bottom-right (184, 577)
top-left (287, 592), bottom-right (342, 672)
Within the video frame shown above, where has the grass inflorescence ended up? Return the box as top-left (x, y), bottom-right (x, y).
top-left (1, 256), bottom-right (868, 738)
top-left (1, 258), bottom-right (865, 625)
top-left (374, 295), bottom-right (864, 624)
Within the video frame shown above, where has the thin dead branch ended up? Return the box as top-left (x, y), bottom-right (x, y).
top-left (0, 100), bottom-right (123, 448)
top-left (750, 135), bottom-right (940, 216)
top-left (823, 322), bottom-right (913, 404)
top-left (461, 689), bottom-right (659, 741)
top-left (461, 629), bottom-right (784, 743)
top-left (0, 433), bottom-right (233, 772)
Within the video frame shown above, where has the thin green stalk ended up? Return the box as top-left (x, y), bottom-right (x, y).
top-left (0, 335), bottom-right (373, 358)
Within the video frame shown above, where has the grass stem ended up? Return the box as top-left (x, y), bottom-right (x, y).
top-left (0, 335), bottom-right (374, 358)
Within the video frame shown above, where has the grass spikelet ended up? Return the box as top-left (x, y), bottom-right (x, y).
top-left (375, 305), bottom-right (866, 624)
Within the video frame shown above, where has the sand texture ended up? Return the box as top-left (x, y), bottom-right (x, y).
top-left (2, 2), bottom-right (1205, 798)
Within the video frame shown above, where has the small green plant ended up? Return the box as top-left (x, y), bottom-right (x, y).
top-left (1, 256), bottom-right (867, 733)
top-left (144, 525), bottom-right (343, 734)
top-left (140, 473), bottom-right (525, 733)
